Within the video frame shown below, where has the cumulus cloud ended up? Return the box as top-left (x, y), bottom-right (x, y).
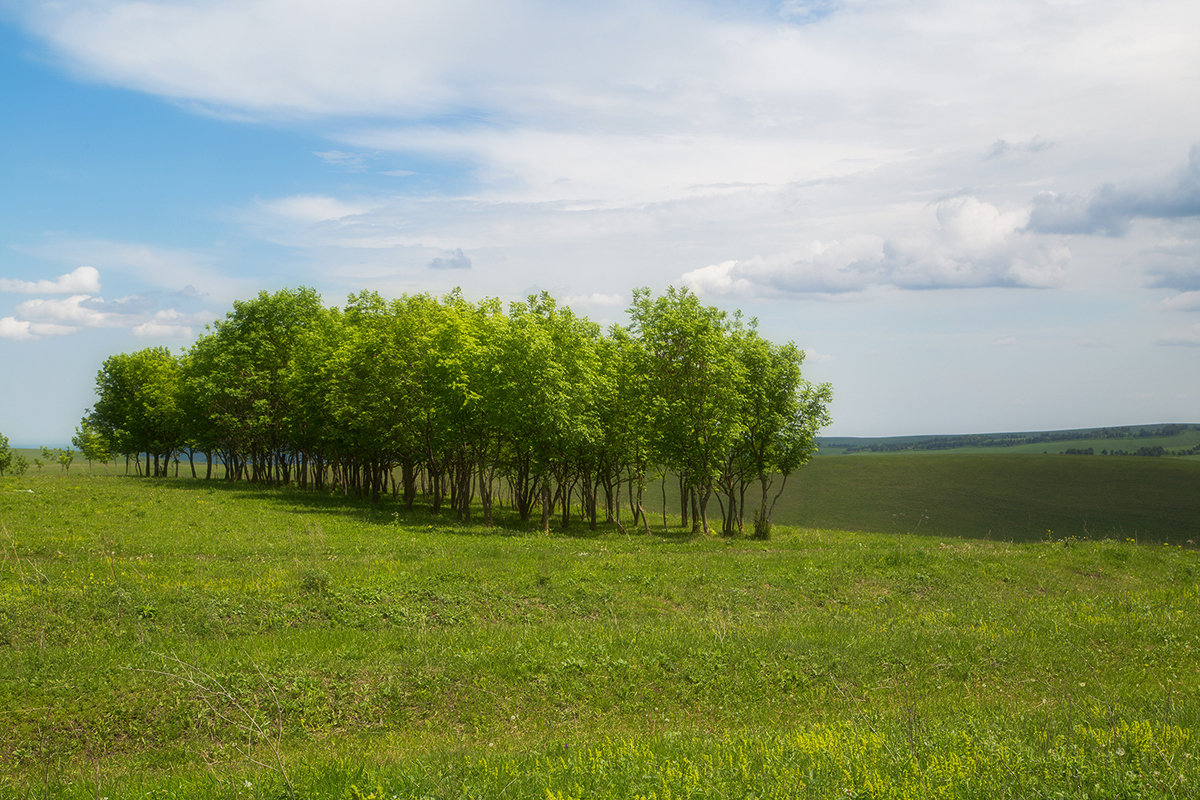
top-left (683, 197), bottom-right (1069, 297)
top-left (0, 266), bottom-right (101, 294)
top-left (0, 316), bottom-right (79, 341)
top-left (3, 293), bottom-right (212, 341)
top-left (14, 295), bottom-right (120, 328)
top-left (427, 248), bottom-right (472, 270)
top-left (1028, 144), bottom-right (1200, 236)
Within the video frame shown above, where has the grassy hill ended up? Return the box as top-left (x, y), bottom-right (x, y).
top-left (1, 469), bottom-right (1198, 798)
top-left (638, 452), bottom-right (1200, 545)
top-left (775, 453), bottom-right (1200, 544)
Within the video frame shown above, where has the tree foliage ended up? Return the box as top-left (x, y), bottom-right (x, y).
top-left (0, 432), bottom-right (14, 477)
top-left (80, 286), bottom-right (831, 535)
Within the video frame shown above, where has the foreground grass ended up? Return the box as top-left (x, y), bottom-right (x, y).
top-left (1, 470), bottom-right (1198, 798)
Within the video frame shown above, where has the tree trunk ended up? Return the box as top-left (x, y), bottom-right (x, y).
top-left (753, 473), bottom-right (772, 539)
top-left (679, 474), bottom-right (689, 529)
top-left (690, 487), bottom-right (701, 534)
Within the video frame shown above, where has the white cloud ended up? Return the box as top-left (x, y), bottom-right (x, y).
top-left (4, 295), bottom-right (211, 340)
top-left (1162, 291), bottom-right (1200, 312)
top-left (23, 1), bottom-right (1200, 211)
top-left (0, 316), bottom-right (79, 341)
top-left (132, 321), bottom-right (193, 339)
top-left (0, 266), bottom-right (101, 294)
top-left (682, 197), bottom-right (1070, 297)
top-left (260, 194), bottom-right (371, 224)
top-left (0, 317), bottom-right (35, 341)
top-left (14, 295), bottom-right (120, 328)
top-left (803, 348), bottom-right (835, 363)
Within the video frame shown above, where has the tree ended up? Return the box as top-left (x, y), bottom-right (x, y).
top-left (0, 435), bottom-right (28, 477)
top-left (0, 433), bottom-right (13, 476)
top-left (493, 293), bottom-right (600, 532)
top-left (80, 284), bottom-right (832, 536)
top-left (628, 287), bottom-right (746, 535)
top-left (718, 329), bottom-right (832, 539)
top-left (73, 420), bottom-right (112, 470)
top-left (184, 288), bottom-right (325, 483)
top-left (750, 379), bottom-right (832, 539)
top-left (87, 347), bottom-right (184, 476)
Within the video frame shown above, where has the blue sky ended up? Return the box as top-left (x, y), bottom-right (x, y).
top-left (2, 0), bottom-right (1199, 446)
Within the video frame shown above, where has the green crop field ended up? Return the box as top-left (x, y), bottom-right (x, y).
top-left (2, 466), bottom-right (1199, 799)
top-left (774, 453), bottom-right (1200, 544)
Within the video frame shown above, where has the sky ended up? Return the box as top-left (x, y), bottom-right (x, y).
top-left (1, 0), bottom-right (1199, 446)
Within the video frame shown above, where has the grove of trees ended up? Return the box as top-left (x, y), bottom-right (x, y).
top-left (82, 286), bottom-right (832, 538)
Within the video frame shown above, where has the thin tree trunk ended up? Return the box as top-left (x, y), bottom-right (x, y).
top-left (691, 487), bottom-right (701, 534)
top-left (679, 474), bottom-right (689, 529)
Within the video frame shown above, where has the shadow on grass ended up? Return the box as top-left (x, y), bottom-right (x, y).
top-left (141, 475), bottom-right (704, 542)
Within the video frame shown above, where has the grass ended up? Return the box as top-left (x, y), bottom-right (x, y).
top-left (776, 453), bottom-right (1200, 544)
top-left (1, 467), bottom-right (1198, 798)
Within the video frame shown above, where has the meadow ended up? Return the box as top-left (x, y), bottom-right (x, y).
top-left (2, 464), bottom-right (1198, 798)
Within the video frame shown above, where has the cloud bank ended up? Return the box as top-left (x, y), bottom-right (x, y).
top-left (683, 197), bottom-right (1069, 297)
top-left (0, 266), bottom-right (101, 294)
top-left (1028, 146), bottom-right (1200, 236)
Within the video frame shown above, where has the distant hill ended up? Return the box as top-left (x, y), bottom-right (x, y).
top-left (817, 423), bottom-right (1200, 458)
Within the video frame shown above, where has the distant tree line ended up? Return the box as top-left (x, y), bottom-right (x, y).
top-left (81, 287), bottom-right (832, 538)
top-left (839, 424), bottom-right (1200, 455)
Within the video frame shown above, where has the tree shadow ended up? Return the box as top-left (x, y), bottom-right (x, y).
top-left (141, 476), bottom-right (704, 541)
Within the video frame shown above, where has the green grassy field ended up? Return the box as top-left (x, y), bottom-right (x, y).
top-left (36, 447), bottom-right (1200, 546)
top-left (775, 454), bottom-right (1200, 544)
top-left (2, 467), bottom-right (1198, 799)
